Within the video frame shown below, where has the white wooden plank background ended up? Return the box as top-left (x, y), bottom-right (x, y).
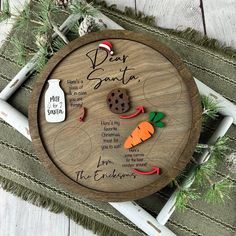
top-left (1, 0), bottom-right (236, 235)
top-left (98, 0), bottom-right (236, 47)
top-left (136, 0), bottom-right (204, 32)
top-left (0, 189), bottom-right (69, 236)
top-left (203, 0), bottom-right (236, 47)
top-left (0, 188), bottom-right (96, 236)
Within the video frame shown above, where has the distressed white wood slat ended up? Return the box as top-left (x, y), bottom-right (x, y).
top-left (136, 0), bottom-right (204, 32)
top-left (95, 0), bottom-right (136, 11)
top-left (203, 0), bottom-right (236, 47)
top-left (0, 188), bottom-right (69, 236)
top-left (70, 219), bottom-right (97, 236)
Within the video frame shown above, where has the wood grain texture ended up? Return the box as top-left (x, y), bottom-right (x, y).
top-left (135, 0), bottom-right (204, 32)
top-left (0, 188), bottom-right (69, 236)
top-left (69, 220), bottom-right (98, 236)
top-left (29, 30), bottom-right (201, 201)
top-left (0, 188), bottom-right (97, 236)
top-left (203, 0), bottom-right (236, 47)
top-left (29, 30), bottom-right (202, 202)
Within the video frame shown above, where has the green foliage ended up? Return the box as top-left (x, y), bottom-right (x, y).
top-left (68, 1), bottom-right (98, 17)
top-left (9, 37), bottom-right (28, 65)
top-left (175, 188), bottom-right (199, 212)
top-left (6, 0), bottom-right (101, 75)
top-left (204, 179), bottom-right (233, 204)
top-left (34, 46), bottom-right (49, 71)
top-left (0, 0), bottom-right (11, 23)
top-left (32, 0), bottom-right (54, 35)
top-left (51, 38), bottom-right (67, 53)
top-left (201, 95), bottom-right (220, 123)
top-left (194, 158), bottom-right (217, 186)
top-left (211, 136), bottom-right (230, 161)
top-left (175, 134), bottom-right (231, 211)
top-left (14, 4), bottom-right (31, 31)
top-left (196, 136), bottom-right (229, 161)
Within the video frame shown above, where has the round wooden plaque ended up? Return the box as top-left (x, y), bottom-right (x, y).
top-left (29, 30), bottom-right (202, 202)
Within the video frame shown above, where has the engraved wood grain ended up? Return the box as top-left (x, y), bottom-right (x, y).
top-left (29, 30), bottom-right (202, 202)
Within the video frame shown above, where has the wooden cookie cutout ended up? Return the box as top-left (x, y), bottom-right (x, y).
top-left (107, 88), bottom-right (130, 114)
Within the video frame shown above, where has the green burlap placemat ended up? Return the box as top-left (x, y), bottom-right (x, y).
top-left (0, 3), bottom-right (236, 236)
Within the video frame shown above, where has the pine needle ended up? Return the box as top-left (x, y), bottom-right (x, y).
top-left (9, 37), bottom-right (28, 65)
top-left (51, 37), bottom-right (67, 53)
top-left (32, 0), bottom-right (52, 35)
top-left (175, 188), bottom-right (199, 212)
top-left (68, 1), bottom-right (98, 17)
top-left (35, 46), bottom-right (49, 71)
top-left (211, 136), bottom-right (230, 161)
top-left (201, 95), bottom-right (220, 123)
top-left (204, 179), bottom-right (234, 204)
top-left (196, 136), bottom-right (229, 162)
top-left (14, 4), bottom-right (32, 31)
top-left (0, 0), bottom-right (11, 22)
top-left (194, 158), bottom-right (217, 186)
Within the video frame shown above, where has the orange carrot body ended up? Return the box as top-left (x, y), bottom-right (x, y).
top-left (124, 121), bottom-right (154, 149)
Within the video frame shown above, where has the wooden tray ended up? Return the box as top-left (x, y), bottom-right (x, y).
top-left (29, 30), bottom-right (202, 202)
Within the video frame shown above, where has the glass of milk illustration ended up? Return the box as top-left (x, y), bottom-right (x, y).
top-left (45, 79), bottom-right (66, 123)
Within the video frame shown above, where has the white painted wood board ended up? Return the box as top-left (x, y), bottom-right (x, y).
top-left (203, 0), bottom-right (236, 47)
top-left (0, 188), bottom-right (97, 236)
top-left (133, 0), bottom-right (204, 33)
top-left (70, 220), bottom-right (99, 236)
top-left (0, 188), bottom-right (69, 236)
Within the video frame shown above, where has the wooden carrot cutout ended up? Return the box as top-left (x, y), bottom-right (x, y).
top-left (124, 112), bottom-right (165, 149)
top-left (120, 106), bottom-right (145, 119)
top-left (133, 166), bottom-right (160, 175)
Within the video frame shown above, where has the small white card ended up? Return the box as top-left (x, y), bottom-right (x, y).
top-left (45, 79), bottom-right (66, 123)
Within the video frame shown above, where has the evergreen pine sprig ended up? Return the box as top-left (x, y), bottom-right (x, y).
top-left (14, 4), bottom-right (32, 31)
top-left (194, 158), bottom-right (217, 186)
top-left (9, 37), bottom-right (28, 65)
top-left (32, 0), bottom-right (65, 44)
top-left (204, 178), bottom-right (233, 203)
top-left (51, 37), bottom-right (67, 53)
top-left (201, 95), bottom-right (220, 123)
top-left (68, 1), bottom-right (98, 17)
top-left (4, 0), bottom-right (98, 69)
top-left (34, 46), bottom-right (49, 72)
top-left (175, 133), bottom-right (231, 211)
top-left (196, 136), bottom-right (229, 161)
top-left (211, 136), bottom-right (230, 161)
top-left (175, 187), bottom-right (199, 212)
top-left (0, 0), bottom-right (10, 23)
